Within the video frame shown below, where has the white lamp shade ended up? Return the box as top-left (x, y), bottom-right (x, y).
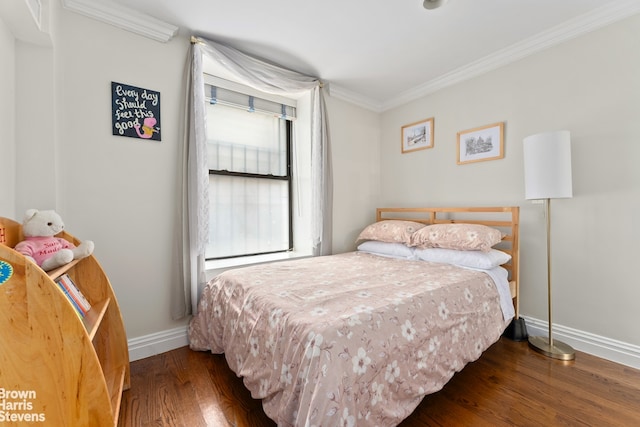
top-left (523, 130), bottom-right (573, 200)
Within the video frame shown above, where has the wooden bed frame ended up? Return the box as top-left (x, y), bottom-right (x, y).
top-left (188, 205), bottom-right (522, 425)
top-left (376, 206), bottom-right (520, 318)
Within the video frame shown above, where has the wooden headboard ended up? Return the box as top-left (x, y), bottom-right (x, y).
top-left (376, 206), bottom-right (520, 318)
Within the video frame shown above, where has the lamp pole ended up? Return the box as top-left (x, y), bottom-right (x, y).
top-left (545, 198), bottom-right (553, 347)
top-left (527, 198), bottom-right (575, 360)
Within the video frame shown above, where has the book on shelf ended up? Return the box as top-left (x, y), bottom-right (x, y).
top-left (55, 280), bottom-right (85, 319)
top-left (56, 274), bottom-right (92, 315)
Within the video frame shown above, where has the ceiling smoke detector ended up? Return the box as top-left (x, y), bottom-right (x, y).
top-left (423, 0), bottom-right (450, 10)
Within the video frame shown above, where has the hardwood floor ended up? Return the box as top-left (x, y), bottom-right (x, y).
top-left (119, 338), bottom-right (640, 426)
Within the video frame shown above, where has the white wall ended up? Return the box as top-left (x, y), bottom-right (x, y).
top-left (49, 4), bottom-right (190, 338)
top-left (0, 16), bottom-right (16, 218)
top-left (325, 95), bottom-right (381, 253)
top-left (15, 41), bottom-right (56, 214)
top-left (379, 14), bottom-right (640, 348)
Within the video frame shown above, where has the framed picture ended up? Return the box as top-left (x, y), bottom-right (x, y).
top-left (401, 117), bottom-right (434, 153)
top-left (457, 122), bottom-right (504, 164)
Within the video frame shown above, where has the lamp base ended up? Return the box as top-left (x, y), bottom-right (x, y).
top-left (528, 335), bottom-right (575, 360)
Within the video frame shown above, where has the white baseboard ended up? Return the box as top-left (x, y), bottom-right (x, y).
top-left (126, 320), bottom-right (640, 370)
top-left (127, 326), bottom-right (189, 362)
top-left (522, 316), bottom-right (640, 370)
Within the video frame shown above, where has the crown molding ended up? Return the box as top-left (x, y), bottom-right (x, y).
top-left (61, 0), bottom-right (178, 43)
top-left (0, 0), bottom-right (51, 45)
top-left (327, 84), bottom-right (384, 113)
top-left (25, 0), bottom-right (43, 30)
top-left (380, 0), bottom-right (640, 111)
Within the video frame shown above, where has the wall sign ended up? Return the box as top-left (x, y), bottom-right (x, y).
top-left (111, 81), bottom-right (161, 141)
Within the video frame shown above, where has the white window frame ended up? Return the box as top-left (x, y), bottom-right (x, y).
top-left (204, 75), bottom-right (313, 273)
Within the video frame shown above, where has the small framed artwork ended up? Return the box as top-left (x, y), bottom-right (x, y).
top-left (457, 122), bottom-right (504, 165)
top-left (401, 117), bottom-right (434, 153)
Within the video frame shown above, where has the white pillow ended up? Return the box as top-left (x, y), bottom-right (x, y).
top-left (357, 241), bottom-right (415, 259)
top-left (414, 247), bottom-right (510, 269)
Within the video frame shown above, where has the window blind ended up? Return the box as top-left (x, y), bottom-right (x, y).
top-left (205, 83), bottom-right (296, 120)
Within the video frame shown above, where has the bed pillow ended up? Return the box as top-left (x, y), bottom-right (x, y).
top-left (409, 223), bottom-right (503, 252)
top-left (357, 241), bottom-right (415, 259)
top-left (356, 220), bottom-right (426, 244)
top-left (414, 247), bottom-right (510, 269)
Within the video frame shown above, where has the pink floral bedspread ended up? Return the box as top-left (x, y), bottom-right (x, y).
top-left (189, 252), bottom-right (511, 427)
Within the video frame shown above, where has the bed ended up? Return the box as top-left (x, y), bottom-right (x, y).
top-left (189, 207), bottom-right (520, 426)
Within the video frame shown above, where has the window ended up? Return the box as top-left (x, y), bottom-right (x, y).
top-left (205, 77), bottom-right (297, 260)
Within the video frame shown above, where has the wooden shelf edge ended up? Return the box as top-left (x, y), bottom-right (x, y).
top-left (47, 259), bottom-right (80, 281)
top-left (109, 365), bottom-right (127, 427)
top-left (83, 297), bottom-right (111, 340)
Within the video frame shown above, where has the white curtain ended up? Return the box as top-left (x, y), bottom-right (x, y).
top-left (172, 42), bottom-right (209, 320)
top-left (172, 36), bottom-right (333, 318)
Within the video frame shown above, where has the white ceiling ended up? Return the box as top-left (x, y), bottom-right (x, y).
top-left (106, 0), bottom-right (640, 110)
top-left (13, 0), bottom-right (640, 110)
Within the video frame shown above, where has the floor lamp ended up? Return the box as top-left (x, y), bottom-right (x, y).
top-left (523, 130), bottom-right (575, 361)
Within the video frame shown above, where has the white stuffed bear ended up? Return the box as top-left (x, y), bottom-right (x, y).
top-left (14, 209), bottom-right (94, 271)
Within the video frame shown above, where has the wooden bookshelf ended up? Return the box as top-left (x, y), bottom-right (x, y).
top-left (0, 216), bottom-right (129, 426)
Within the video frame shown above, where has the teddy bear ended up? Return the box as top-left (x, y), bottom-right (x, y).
top-left (14, 209), bottom-right (94, 271)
